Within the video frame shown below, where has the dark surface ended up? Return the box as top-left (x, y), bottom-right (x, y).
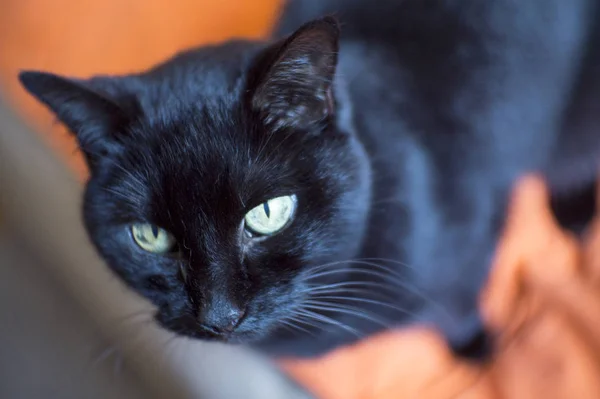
top-left (0, 233), bottom-right (151, 399)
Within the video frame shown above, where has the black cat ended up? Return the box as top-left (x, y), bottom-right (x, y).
top-left (19, 0), bottom-right (600, 359)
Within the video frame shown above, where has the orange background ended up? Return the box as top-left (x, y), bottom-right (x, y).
top-left (0, 0), bottom-right (281, 179)
top-left (3, 2), bottom-right (600, 398)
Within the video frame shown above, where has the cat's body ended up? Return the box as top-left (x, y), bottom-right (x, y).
top-left (20, 0), bottom-right (600, 358)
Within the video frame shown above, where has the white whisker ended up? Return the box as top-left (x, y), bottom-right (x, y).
top-left (294, 308), bottom-right (363, 337)
top-left (278, 318), bottom-right (317, 336)
top-left (303, 301), bottom-right (391, 328)
top-left (309, 295), bottom-right (412, 316)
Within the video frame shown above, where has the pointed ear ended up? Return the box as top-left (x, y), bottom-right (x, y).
top-left (19, 70), bottom-right (129, 167)
top-left (251, 16), bottom-right (340, 131)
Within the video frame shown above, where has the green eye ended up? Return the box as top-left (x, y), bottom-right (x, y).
top-left (244, 195), bottom-right (297, 236)
top-left (131, 223), bottom-right (176, 254)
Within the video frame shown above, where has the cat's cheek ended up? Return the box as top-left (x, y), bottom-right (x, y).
top-left (88, 224), bottom-right (174, 299)
top-left (233, 317), bottom-right (278, 342)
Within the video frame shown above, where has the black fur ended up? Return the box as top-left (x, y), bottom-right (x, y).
top-left (19, 0), bottom-right (600, 359)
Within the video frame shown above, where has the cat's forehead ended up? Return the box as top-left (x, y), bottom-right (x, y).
top-left (119, 108), bottom-right (297, 212)
top-left (135, 41), bottom-right (262, 115)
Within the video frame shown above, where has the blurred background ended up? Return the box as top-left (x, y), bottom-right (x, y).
top-left (1, 0), bottom-right (282, 180)
top-left (0, 1), bottom-right (319, 398)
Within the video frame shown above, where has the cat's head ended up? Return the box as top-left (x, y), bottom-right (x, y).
top-left (19, 17), bottom-right (371, 345)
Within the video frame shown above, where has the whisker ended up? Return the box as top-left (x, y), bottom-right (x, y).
top-left (278, 318), bottom-right (316, 336)
top-left (306, 286), bottom-right (393, 298)
top-left (112, 352), bottom-right (124, 379)
top-left (306, 266), bottom-right (399, 282)
top-left (90, 345), bottom-right (118, 368)
top-left (286, 312), bottom-right (326, 333)
top-left (309, 294), bottom-right (413, 316)
top-left (356, 257), bottom-right (417, 270)
top-left (100, 187), bottom-right (134, 202)
top-left (301, 259), bottom-right (453, 321)
top-left (294, 308), bottom-right (363, 337)
top-left (159, 333), bottom-right (183, 365)
top-left (303, 301), bottom-right (391, 328)
top-left (109, 160), bottom-right (146, 188)
top-left (304, 266), bottom-right (420, 298)
top-left (302, 280), bottom-right (398, 294)
top-left (116, 317), bottom-right (155, 336)
top-left (310, 259), bottom-right (412, 278)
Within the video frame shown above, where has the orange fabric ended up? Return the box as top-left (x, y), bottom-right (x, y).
top-left (0, 0), bottom-right (281, 180)
top-left (3, 2), bottom-right (600, 398)
top-left (281, 176), bottom-right (600, 399)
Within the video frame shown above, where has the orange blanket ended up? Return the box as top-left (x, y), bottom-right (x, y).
top-left (3, 2), bottom-right (600, 398)
top-left (282, 175), bottom-right (600, 399)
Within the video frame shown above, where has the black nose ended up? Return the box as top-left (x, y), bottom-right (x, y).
top-left (200, 303), bottom-right (245, 335)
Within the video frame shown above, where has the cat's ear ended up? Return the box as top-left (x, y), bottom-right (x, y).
top-left (19, 70), bottom-right (129, 167)
top-left (251, 16), bottom-right (340, 131)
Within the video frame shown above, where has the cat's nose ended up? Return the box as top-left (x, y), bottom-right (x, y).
top-left (200, 302), bottom-right (246, 335)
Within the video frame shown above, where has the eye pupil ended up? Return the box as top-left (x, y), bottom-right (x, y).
top-left (151, 225), bottom-right (159, 237)
top-left (263, 202), bottom-right (271, 218)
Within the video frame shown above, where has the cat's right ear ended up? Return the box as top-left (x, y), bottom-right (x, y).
top-left (19, 71), bottom-right (128, 168)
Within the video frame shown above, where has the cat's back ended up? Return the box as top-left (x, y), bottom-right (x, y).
top-left (277, 0), bottom-right (594, 52)
top-left (276, 0), bottom-right (407, 46)
top-left (278, 0), bottom-right (597, 177)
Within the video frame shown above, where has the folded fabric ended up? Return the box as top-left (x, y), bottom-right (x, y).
top-left (282, 176), bottom-right (600, 399)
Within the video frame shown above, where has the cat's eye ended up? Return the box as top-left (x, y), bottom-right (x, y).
top-left (131, 223), bottom-right (177, 254)
top-left (244, 195), bottom-right (297, 236)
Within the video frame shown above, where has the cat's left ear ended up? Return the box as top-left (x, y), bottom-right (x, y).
top-left (251, 16), bottom-right (340, 131)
